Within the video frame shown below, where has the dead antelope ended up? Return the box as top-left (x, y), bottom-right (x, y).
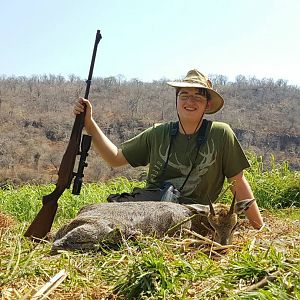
top-left (51, 197), bottom-right (254, 253)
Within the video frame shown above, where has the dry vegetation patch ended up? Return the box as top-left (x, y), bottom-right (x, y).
top-left (235, 210), bottom-right (300, 249)
top-left (166, 210), bottom-right (300, 259)
top-left (0, 211), bottom-right (299, 299)
top-left (0, 211), bottom-right (15, 229)
top-left (1, 75), bottom-right (299, 185)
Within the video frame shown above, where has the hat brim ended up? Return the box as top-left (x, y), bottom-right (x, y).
top-left (167, 81), bottom-right (224, 114)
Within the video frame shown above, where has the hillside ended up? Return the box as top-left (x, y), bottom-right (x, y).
top-left (0, 74), bottom-right (299, 185)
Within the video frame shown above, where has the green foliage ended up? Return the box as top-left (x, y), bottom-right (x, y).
top-left (114, 247), bottom-right (174, 299)
top-left (220, 152), bottom-right (300, 209)
top-left (245, 152), bottom-right (300, 209)
top-left (1, 153), bottom-right (298, 226)
top-left (225, 246), bottom-right (284, 282)
top-left (222, 244), bottom-right (300, 300)
top-left (0, 177), bottom-right (144, 227)
top-left (113, 242), bottom-right (219, 299)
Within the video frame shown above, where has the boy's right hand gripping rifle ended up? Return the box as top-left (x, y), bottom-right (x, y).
top-left (24, 30), bottom-right (102, 240)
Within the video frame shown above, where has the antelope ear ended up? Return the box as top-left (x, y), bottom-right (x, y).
top-left (235, 199), bottom-right (256, 214)
top-left (184, 204), bottom-right (210, 216)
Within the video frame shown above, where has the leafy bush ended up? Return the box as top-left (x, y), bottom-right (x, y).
top-left (245, 153), bottom-right (300, 209)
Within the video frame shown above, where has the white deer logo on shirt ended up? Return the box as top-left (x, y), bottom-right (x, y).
top-left (151, 140), bottom-right (216, 195)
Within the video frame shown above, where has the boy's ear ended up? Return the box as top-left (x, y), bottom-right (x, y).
top-left (205, 101), bottom-right (211, 110)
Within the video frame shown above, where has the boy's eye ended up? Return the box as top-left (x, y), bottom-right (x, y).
top-left (179, 94), bottom-right (206, 102)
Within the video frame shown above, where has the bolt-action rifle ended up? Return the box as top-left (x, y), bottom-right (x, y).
top-left (24, 30), bottom-right (102, 239)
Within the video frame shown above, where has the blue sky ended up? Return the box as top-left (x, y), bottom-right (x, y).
top-left (1, 0), bottom-right (299, 85)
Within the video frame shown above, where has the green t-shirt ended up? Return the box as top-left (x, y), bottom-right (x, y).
top-left (121, 121), bottom-right (250, 204)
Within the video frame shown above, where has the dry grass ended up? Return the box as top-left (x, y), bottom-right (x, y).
top-left (0, 211), bottom-right (15, 229)
top-left (167, 210), bottom-right (300, 260)
top-left (236, 210), bottom-right (300, 247)
top-left (1, 209), bottom-right (299, 299)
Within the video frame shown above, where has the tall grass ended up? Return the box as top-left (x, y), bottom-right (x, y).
top-left (0, 153), bottom-right (299, 226)
top-left (0, 153), bottom-right (300, 299)
top-left (218, 152), bottom-right (300, 209)
top-left (246, 152), bottom-right (299, 209)
top-left (0, 177), bottom-right (145, 227)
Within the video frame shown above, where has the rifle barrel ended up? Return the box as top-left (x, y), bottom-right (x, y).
top-left (24, 30), bottom-right (102, 239)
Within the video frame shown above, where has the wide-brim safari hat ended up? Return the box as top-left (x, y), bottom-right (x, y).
top-left (167, 69), bottom-right (224, 114)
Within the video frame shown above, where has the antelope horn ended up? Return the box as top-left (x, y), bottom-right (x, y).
top-left (208, 197), bottom-right (215, 216)
top-left (229, 192), bottom-right (237, 215)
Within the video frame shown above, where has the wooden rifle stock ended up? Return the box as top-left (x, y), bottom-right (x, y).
top-left (24, 30), bottom-right (102, 239)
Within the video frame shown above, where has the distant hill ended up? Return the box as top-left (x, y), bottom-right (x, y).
top-left (0, 74), bottom-right (299, 185)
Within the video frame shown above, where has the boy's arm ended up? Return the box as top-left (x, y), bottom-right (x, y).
top-left (228, 171), bottom-right (264, 229)
top-left (74, 97), bottom-right (128, 167)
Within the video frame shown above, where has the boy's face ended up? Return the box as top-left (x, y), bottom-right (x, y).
top-left (176, 87), bottom-right (210, 123)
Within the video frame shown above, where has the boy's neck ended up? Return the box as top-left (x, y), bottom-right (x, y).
top-left (179, 119), bottom-right (203, 135)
